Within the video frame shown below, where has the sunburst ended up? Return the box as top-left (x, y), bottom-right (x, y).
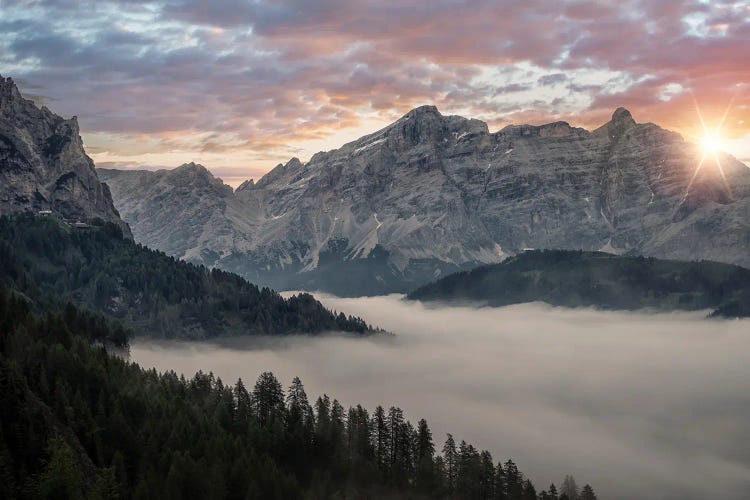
top-left (681, 93), bottom-right (735, 204)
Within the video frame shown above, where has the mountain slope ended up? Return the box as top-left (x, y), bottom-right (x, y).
top-left (0, 213), bottom-right (373, 339)
top-left (406, 250), bottom-right (750, 317)
top-left (0, 284), bottom-right (577, 499)
top-left (0, 75), bottom-right (130, 237)
top-left (102, 106), bottom-right (750, 296)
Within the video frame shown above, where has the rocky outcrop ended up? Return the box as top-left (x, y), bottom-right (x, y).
top-left (102, 105), bottom-right (750, 295)
top-left (98, 163), bottom-right (259, 264)
top-left (0, 75), bottom-right (130, 236)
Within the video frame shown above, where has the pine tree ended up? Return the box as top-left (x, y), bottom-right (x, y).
top-left (521, 479), bottom-right (537, 500)
top-left (371, 405), bottom-right (389, 476)
top-left (504, 459), bottom-right (522, 500)
top-left (89, 467), bottom-right (121, 500)
top-left (33, 436), bottom-right (84, 500)
top-left (251, 372), bottom-right (284, 427)
top-left (415, 418), bottom-right (435, 493)
top-left (579, 484), bottom-right (597, 500)
top-left (561, 475), bottom-right (579, 500)
top-left (494, 461), bottom-right (506, 500)
top-left (548, 483), bottom-right (559, 500)
top-left (286, 376), bottom-right (312, 433)
top-left (387, 406), bottom-right (405, 479)
top-left (346, 404), bottom-right (372, 462)
top-left (330, 399), bottom-right (346, 456)
top-left (479, 450), bottom-right (495, 499)
top-left (442, 433), bottom-right (458, 494)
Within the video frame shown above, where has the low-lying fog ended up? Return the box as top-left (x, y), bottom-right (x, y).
top-left (130, 294), bottom-right (750, 500)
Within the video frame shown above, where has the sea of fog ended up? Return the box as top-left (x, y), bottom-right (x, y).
top-left (129, 294), bottom-right (750, 500)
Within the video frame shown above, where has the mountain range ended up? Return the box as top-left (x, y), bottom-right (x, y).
top-left (100, 105), bottom-right (750, 296)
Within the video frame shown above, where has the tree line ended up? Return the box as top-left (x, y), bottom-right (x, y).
top-left (407, 249), bottom-right (750, 317)
top-left (0, 213), bottom-right (375, 339)
top-left (0, 285), bottom-right (597, 499)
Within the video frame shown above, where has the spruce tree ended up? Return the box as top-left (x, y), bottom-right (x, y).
top-left (251, 371), bottom-right (285, 427)
top-left (580, 484), bottom-right (598, 500)
top-left (371, 405), bottom-right (389, 476)
top-left (561, 475), bottom-right (579, 500)
top-left (442, 433), bottom-right (458, 494)
top-left (415, 419), bottom-right (436, 493)
top-left (548, 483), bottom-right (559, 500)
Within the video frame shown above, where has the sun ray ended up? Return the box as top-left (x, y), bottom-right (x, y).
top-left (685, 92), bottom-right (737, 204)
top-left (711, 150), bottom-right (733, 199)
top-left (680, 152), bottom-right (707, 206)
top-left (690, 92), bottom-right (708, 136)
top-left (715, 90), bottom-right (738, 136)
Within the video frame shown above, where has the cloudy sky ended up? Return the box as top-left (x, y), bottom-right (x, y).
top-left (2, 0), bottom-right (749, 186)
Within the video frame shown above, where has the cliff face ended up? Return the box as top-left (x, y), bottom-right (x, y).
top-left (102, 105), bottom-right (750, 295)
top-left (98, 164), bottom-right (258, 264)
top-left (0, 75), bottom-right (130, 237)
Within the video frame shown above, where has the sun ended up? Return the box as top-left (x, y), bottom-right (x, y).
top-left (700, 133), bottom-right (724, 154)
top-left (678, 94), bottom-right (736, 208)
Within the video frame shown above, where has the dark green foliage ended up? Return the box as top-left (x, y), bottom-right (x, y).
top-left (0, 213), bottom-right (374, 339)
top-left (580, 484), bottom-right (598, 500)
top-left (407, 249), bottom-right (750, 317)
top-left (0, 287), bottom-right (591, 499)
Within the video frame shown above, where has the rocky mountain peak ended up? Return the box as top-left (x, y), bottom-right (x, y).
top-left (166, 162), bottom-right (232, 195)
top-left (255, 157), bottom-right (305, 188)
top-left (402, 104), bottom-right (442, 120)
top-left (285, 157), bottom-right (303, 169)
top-left (173, 161), bottom-right (211, 175)
top-left (612, 107), bottom-right (635, 125)
top-left (236, 179), bottom-right (255, 192)
top-left (0, 75), bottom-right (21, 99)
top-left (0, 74), bottom-right (131, 237)
top-left (387, 104), bottom-right (489, 147)
top-left (594, 107), bottom-right (637, 141)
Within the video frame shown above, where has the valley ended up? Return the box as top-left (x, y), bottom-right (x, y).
top-left (129, 294), bottom-right (750, 500)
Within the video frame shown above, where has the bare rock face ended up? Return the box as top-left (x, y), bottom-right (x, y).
top-left (0, 75), bottom-right (130, 236)
top-left (98, 164), bottom-right (259, 265)
top-left (102, 105), bottom-right (750, 295)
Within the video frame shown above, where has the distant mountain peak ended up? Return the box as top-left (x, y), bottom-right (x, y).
top-left (174, 161), bottom-right (211, 173)
top-left (593, 107), bottom-right (638, 140)
top-left (401, 104), bottom-right (442, 119)
top-left (236, 179), bottom-right (255, 192)
top-left (0, 74), bottom-right (21, 97)
top-left (285, 157), bottom-right (303, 169)
top-left (611, 107), bottom-right (636, 126)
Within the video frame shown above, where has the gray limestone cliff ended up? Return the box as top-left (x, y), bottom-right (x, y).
top-left (0, 75), bottom-right (131, 237)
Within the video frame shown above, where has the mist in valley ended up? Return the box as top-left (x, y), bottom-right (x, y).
top-left (130, 295), bottom-right (750, 500)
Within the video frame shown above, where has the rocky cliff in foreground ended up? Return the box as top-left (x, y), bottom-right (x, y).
top-left (101, 106), bottom-right (750, 296)
top-left (0, 75), bottom-right (130, 236)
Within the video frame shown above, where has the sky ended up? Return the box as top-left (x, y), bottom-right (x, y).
top-left (2, 0), bottom-right (749, 187)
top-left (130, 295), bottom-right (750, 500)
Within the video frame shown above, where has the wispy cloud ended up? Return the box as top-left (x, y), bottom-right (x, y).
top-left (3, 0), bottom-right (749, 181)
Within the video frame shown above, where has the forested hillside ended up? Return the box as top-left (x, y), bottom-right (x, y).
top-left (407, 250), bottom-right (750, 318)
top-left (0, 286), bottom-right (597, 499)
top-left (0, 214), bottom-right (372, 339)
